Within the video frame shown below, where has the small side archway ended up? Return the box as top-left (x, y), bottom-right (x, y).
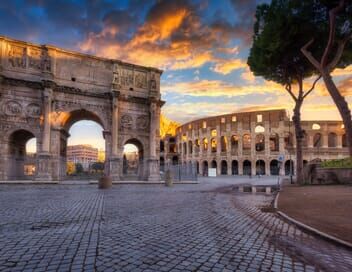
top-left (123, 138), bottom-right (144, 180)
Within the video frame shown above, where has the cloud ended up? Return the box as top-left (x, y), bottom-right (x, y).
top-left (211, 58), bottom-right (246, 75)
top-left (162, 79), bottom-right (283, 97)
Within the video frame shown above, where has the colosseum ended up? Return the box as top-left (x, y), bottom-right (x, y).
top-left (160, 109), bottom-right (349, 177)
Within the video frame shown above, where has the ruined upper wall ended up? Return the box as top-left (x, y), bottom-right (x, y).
top-left (0, 36), bottom-right (162, 98)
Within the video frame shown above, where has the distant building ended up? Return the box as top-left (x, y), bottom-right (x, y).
top-left (67, 145), bottom-right (99, 170)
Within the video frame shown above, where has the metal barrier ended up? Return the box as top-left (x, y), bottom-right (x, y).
top-left (162, 163), bottom-right (198, 182)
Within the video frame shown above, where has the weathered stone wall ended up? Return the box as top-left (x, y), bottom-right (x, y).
top-left (0, 36), bottom-right (163, 181)
top-left (169, 109), bottom-right (349, 176)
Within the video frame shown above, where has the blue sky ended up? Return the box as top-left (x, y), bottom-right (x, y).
top-left (1, 0), bottom-right (350, 152)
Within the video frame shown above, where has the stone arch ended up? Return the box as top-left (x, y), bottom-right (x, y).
top-left (285, 160), bottom-right (294, 176)
top-left (203, 138), bottom-right (208, 151)
top-left (243, 134), bottom-right (251, 151)
top-left (202, 161), bottom-right (208, 176)
top-left (7, 129), bottom-right (37, 180)
top-left (327, 132), bottom-right (337, 148)
top-left (160, 156), bottom-right (165, 172)
top-left (160, 140), bottom-right (165, 153)
top-left (270, 133), bottom-right (279, 152)
top-left (270, 160), bottom-right (279, 175)
top-left (183, 142), bottom-right (187, 155)
top-left (123, 138), bottom-right (145, 180)
top-left (232, 160), bottom-right (239, 175)
top-left (243, 160), bottom-right (251, 175)
top-left (256, 160), bottom-right (265, 175)
top-left (60, 109), bottom-right (107, 131)
top-left (196, 161), bottom-right (199, 175)
top-left (211, 138), bottom-right (217, 153)
top-left (220, 136), bottom-right (227, 152)
top-left (255, 134), bottom-right (265, 152)
top-left (188, 140), bottom-right (193, 154)
top-left (172, 155), bottom-right (179, 165)
top-left (211, 160), bottom-right (217, 169)
top-left (231, 135), bottom-right (239, 152)
top-left (221, 160), bottom-right (228, 175)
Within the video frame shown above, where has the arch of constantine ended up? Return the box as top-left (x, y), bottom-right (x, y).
top-left (0, 36), bottom-right (163, 181)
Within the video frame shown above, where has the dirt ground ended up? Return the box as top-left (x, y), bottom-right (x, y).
top-left (278, 185), bottom-right (352, 244)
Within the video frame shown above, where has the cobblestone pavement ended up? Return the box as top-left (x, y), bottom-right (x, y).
top-left (0, 180), bottom-right (351, 271)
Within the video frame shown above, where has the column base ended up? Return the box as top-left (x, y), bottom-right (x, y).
top-left (35, 153), bottom-right (53, 181)
top-left (148, 158), bottom-right (160, 181)
top-left (109, 157), bottom-right (122, 181)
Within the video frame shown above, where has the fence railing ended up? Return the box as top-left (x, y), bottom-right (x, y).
top-left (162, 163), bottom-right (198, 182)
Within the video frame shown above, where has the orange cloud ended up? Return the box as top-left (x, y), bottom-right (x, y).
top-left (211, 58), bottom-right (246, 75)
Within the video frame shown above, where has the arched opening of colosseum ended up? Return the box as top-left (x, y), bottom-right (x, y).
top-left (313, 133), bottom-right (322, 148)
top-left (160, 157), bottom-right (165, 172)
top-left (203, 138), bottom-right (208, 151)
top-left (284, 132), bottom-right (294, 148)
top-left (168, 137), bottom-right (176, 153)
top-left (211, 160), bottom-right (217, 170)
top-left (243, 160), bottom-right (252, 175)
top-left (231, 135), bottom-right (239, 153)
top-left (220, 136), bottom-right (227, 152)
top-left (195, 139), bottom-right (200, 154)
top-left (303, 160), bottom-right (308, 167)
top-left (243, 134), bottom-right (251, 152)
top-left (232, 160), bottom-right (239, 175)
top-left (211, 129), bottom-right (217, 137)
top-left (270, 160), bottom-right (279, 175)
top-left (256, 160), bottom-right (265, 175)
top-left (221, 160), bottom-right (228, 175)
top-left (211, 138), bottom-right (217, 153)
top-left (61, 109), bottom-right (106, 180)
top-left (255, 134), bottom-right (265, 152)
top-left (188, 141), bottom-right (193, 154)
top-left (328, 133), bottom-right (337, 147)
top-left (342, 134), bottom-right (347, 147)
top-left (160, 140), bottom-right (165, 153)
top-left (202, 161), bottom-right (208, 176)
top-left (183, 142), bottom-right (187, 155)
top-left (123, 139), bottom-right (144, 179)
top-left (7, 130), bottom-right (37, 180)
top-left (285, 160), bottom-right (294, 176)
top-left (270, 133), bottom-right (279, 152)
top-left (196, 162), bottom-right (199, 174)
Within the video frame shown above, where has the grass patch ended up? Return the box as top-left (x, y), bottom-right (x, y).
top-left (321, 157), bottom-right (352, 169)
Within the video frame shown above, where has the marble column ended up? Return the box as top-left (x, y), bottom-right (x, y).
top-left (36, 86), bottom-right (53, 181)
top-left (148, 100), bottom-right (160, 181)
top-left (110, 91), bottom-right (121, 181)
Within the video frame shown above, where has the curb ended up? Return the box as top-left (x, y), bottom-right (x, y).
top-left (274, 191), bottom-right (352, 250)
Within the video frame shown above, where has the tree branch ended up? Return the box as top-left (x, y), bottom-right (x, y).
top-left (301, 39), bottom-right (321, 70)
top-left (285, 83), bottom-right (297, 102)
top-left (303, 75), bottom-right (322, 99)
top-left (327, 33), bottom-right (352, 71)
top-left (321, 0), bottom-right (346, 67)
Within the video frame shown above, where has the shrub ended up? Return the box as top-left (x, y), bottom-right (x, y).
top-left (321, 158), bottom-right (352, 169)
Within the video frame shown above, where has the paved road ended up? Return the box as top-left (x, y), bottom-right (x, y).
top-left (0, 178), bottom-right (351, 271)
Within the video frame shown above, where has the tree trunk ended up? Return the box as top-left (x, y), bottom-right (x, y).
top-left (321, 70), bottom-right (352, 156)
top-left (292, 100), bottom-right (304, 184)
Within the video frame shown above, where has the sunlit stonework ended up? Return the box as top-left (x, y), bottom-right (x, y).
top-left (0, 36), bottom-right (163, 181)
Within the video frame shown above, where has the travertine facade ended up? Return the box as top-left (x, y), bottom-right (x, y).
top-left (0, 36), bottom-right (163, 181)
top-left (162, 109), bottom-right (348, 176)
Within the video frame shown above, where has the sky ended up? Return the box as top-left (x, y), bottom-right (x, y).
top-left (2, 0), bottom-right (351, 152)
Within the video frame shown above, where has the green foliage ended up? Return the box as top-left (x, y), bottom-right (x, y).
top-left (248, 0), bottom-right (352, 84)
top-left (321, 157), bottom-right (352, 168)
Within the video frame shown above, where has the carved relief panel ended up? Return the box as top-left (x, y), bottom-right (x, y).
top-left (8, 44), bottom-right (27, 69)
top-left (134, 71), bottom-right (147, 89)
